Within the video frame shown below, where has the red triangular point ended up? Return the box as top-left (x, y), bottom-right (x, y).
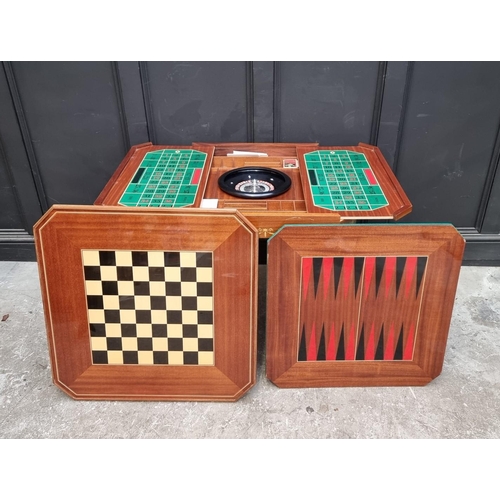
top-left (404, 324), bottom-right (416, 360)
top-left (302, 257), bottom-right (312, 300)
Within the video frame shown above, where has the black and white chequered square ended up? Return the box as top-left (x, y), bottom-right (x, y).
top-left (82, 250), bottom-right (214, 366)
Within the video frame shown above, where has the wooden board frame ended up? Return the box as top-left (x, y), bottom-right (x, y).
top-left (266, 224), bottom-right (465, 388)
top-left (34, 205), bottom-right (258, 401)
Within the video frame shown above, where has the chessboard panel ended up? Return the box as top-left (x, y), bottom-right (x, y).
top-left (34, 205), bottom-right (258, 401)
top-left (303, 150), bottom-right (389, 211)
top-left (118, 149), bottom-right (208, 208)
top-left (82, 250), bottom-right (214, 366)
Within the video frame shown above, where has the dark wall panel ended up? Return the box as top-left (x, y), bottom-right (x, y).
top-left (395, 61), bottom-right (500, 227)
top-left (482, 163), bottom-right (500, 233)
top-left (11, 61), bottom-right (128, 206)
top-left (0, 65), bottom-right (43, 231)
top-left (252, 61), bottom-right (274, 143)
top-left (276, 61), bottom-right (380, 144)
top-left (116, 62), bottom-right (149, 147)
top-left (0, 151), bottom-right (22, 229)
top-left (143, 61), bottom-right (251, 144)
top-left (1, 61), bottom-right (499, 263)
top-left (377, 61), bottom-right (409, 168)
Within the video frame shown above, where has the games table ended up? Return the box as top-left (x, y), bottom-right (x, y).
top-left (94, 142), bottom-right (412, 237)
top-left (34, 142), bottom-right (465, 401)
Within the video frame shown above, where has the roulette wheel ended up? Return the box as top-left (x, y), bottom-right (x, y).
top-left (217, 167), bottom-right (291, 199)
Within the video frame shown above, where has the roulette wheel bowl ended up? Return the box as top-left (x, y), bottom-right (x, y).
top-left (218, 167), bottom-right (292, 199)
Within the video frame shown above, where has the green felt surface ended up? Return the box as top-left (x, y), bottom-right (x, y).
top-left (304, 150), bottom-right (389, 211)
top-left (119, 149), bottom-right (207, 208)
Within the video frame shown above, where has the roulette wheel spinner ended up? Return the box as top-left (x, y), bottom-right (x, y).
top-left (217, 167), bottom-right (292, 199)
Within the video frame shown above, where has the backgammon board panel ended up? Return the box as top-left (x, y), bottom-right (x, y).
top-left (298, 255), bottom-right (428, 362)
top-left (266, 224), bottom-right (465, 387)
top-left (34, 205), bottom-right (258, 401)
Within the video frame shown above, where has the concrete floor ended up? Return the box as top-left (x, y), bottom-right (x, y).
top-left (1, 261), bottom-right (499, 439)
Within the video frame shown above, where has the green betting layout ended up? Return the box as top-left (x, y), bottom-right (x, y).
top-left (304, 150), bottom-right (389, 211)
top-left (119, 149), bottom-right (207, 208)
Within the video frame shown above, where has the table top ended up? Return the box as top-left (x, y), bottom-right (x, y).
top-left (94, 142), bottom-right (412, 237)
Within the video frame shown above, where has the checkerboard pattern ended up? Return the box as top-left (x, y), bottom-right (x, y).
top-left (82, 250), bottom-right (214, 366)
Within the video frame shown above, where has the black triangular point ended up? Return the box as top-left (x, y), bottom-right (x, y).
top-left (354, 257), bottom-right (364, 296)
top-left (336, 325), bottom-right (345, 360)
top-left (394, 325), bottom-right (404, 360)
top-left (317, 325), bottom-right (326, 360)
top-left (395, 257), bottom-right (406, 297)
top-left (298, 326), bottom-right (307, 361)
top-left (356, 325), bottom-right (365, 360)
top-left (334, 258), bottom-right (344, 296)
top-left (416, 257), bottom-right (427, 297)
top-left (375, 324), bottom-right (384, 360)
top-left (313, 258), bottom-right (322, 297)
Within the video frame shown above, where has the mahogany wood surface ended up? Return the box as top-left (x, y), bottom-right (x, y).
top-left (205, 157), bottom-right (305, 201)
top-left (34, 205), bottom-right (258, 401)
top-left (192, 142), bottom-right (319, 157)
top-left (266, 224), bottom-right (465, 388)
top-left (205, 155), bottom-right (340, 235)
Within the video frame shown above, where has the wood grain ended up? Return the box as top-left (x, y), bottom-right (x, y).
top-left (192, 142), bottom-right (319, 157)
top-left (34, 205), bottom-right (258, 401)
top-left (266, 224), bottom-right (465, 387)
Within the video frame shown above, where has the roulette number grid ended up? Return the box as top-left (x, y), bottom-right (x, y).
top-left (118, 149), bottom-right (207, 208)
top-left (304, 150), bottom-right (389, 211)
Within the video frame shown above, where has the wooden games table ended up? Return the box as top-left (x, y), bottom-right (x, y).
top-left (34, 142), bottom-right (464, 401)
